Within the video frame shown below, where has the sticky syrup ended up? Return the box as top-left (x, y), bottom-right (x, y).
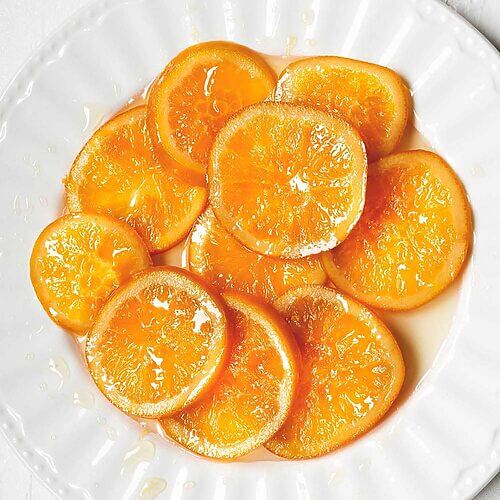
top-left (70, 53), bottom-right (463, 462)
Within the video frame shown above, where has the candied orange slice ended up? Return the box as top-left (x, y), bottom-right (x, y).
top-left (147, 41), bottom-right (276, 184)
top-left (266, 286), bottom-right (404, 459)
top-left (65, 106), bottom-right (206, 253)
top-left (86, 267), bottom-right (228, 418)
top-left (209, 102), bottom-right (367, 258)
top-left (275, 56), bottom-right (410, 160)
top-left (30, 213), bottom-right (151, 335)
top-left (188, 208), bottom-right (326, 302)
top-left (161, 291), bottom-right (298, 458)
top-left (321, 150), bottom-right (472, 310)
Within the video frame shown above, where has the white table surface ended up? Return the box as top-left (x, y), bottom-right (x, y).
top-left (1, 0), bottom-right (499, 498)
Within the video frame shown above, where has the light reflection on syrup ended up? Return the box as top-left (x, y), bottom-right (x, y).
top-left (64, 52), bottom-right (463, 463)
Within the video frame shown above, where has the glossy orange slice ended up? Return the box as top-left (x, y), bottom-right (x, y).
top-left (321, 150), bottom-right (472, 310)
top-left (266, 286), bottom-right (404, 459)
top-left (209, 102), bottom-right (367, 258)
top-left (86, 267), bottom-right (228, 418)
top-left (188, 208), bottom-right (326, 302)
top-left (147, 41), bottom-right (276, 184)
top-left (30, 213), bottom-right (151, 335)
top-left (275, 56), bottom-right (410, 160)
top-left (161, 291), bottom-right (298, 458)
top-left (65, 106), bottom-right (207, 254)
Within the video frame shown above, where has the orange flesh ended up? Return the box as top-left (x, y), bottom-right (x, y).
top-left (188, 208), bottom-right (326, 302)
top-left (65, 106), bottom-right (206, 253)
top-left (86, 267), bottom-right (228, 418)
top-left (30, 213), bottom-right (151, 335)
top-left (321, 150), bottom-right (471, 310)
top-left (275, 56), bottom-right (410, 160)
top-left (147, 41), bottom-right (276, 184)
top-left (209, 102), bottom-right (367, 258)
top-left (267, 286), bottom-right (404, 459)
top-left (161, 291), bottom-right (298, 458)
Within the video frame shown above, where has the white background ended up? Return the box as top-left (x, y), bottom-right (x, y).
top-left (0, 0), bottom-right (499, 498)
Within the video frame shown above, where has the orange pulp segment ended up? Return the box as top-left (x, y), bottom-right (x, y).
top-left (30, 213), bottom-right (151, 335)
top-left (266, 285), bottom-right (404, 459)
top-left (274, 56), bottom-right (410, 160)
top-left (321, 150), bottom-right (472, 310)
top-left (86, 267), bottom-right (228, 418)
top-left (65, 106), bottom-right (207, 253)
top-left (188, 208), bottom-right (327, 302)
top-left (209, 102), bottom-right (367, 258)
top-left (161, 291), bottom-right (298, 458)
top-left (147, 41), bottom-right (276, 184)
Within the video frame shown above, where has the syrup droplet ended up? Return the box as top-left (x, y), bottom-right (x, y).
top-left (73, 390), bottom-right (95, 409)
top-left (106, 427), bottom-right (118, 441)
top-left (328, 468), bottom-right (345, 485)
top-left (48, 356), bottom-right (70, 390)
top-left (82, 102), bottom-right (109, 134)
top-left (139, 478), bottom-right (167, 499)
top-left (285, 35), bottom-right (298, 56)
top-left (301, 8), bottom-right (315, 26)
top-left (471, 165), bottom-right (486, 178)
top-left (184, 480), bottom-right (196, 490)
top-left (121, 439), bottom-right (155, 474)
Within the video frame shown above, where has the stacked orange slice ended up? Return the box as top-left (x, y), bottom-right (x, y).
top-left (30, 42), bottom-right (476, 462)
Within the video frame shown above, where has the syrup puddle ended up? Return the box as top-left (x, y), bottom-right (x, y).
top-left (67, 52), bottom-right (464, 462)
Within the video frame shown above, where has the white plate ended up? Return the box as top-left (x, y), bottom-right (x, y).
top-left (1, 0), bottom-right (500, 498)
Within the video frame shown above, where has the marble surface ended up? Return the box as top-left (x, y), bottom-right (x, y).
top-left (0, 0), bottom-right (499, 498)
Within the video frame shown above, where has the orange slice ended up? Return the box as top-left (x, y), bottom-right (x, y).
top-left (274, 56), bottom-right (410, 160)
top-left (147, 41), bottom-right (276, 184)
top-left (188, 208), bottom-right (327, 302)
top-left (30, 213), bottom-right (151, 335)
top-left (161, 291), bottom-right (298, 458)
top-left (65, 106), bottom-right (207, 254)
top-left (86, 267), bottom-right (228, 418)
top-left (209, 102), bottom-right (367, 258)
top-left (266, 285), bottom-right (404, 459)
top-left (321, 150), bottom-right (472, 310)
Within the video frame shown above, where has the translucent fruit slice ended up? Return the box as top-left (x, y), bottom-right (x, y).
top-left (30, 213), bottom-right (151, 335)
top-left (266, 286), bottom-right (405, 459)
top-left (209, 102), bottom-right (367, 258)
top-left (321, 150), bottom-right (472, 310)
top-left (188, 208), bottom-right (326, 302)
top-left (161, 291), bottom-right (298, 459)
top-left (147, 41), bottom-right (276, 184)
top-left (86, 267), bottom-right (228, 418)
top-left (65, 106), bottom-right (207, 254)
top-left (275, 56), bottom-right (410, 160)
